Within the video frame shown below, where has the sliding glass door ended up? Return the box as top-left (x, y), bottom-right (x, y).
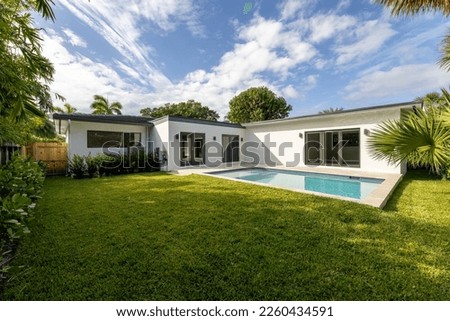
top-left (180, 132), bottom-right (205, 166)
top-left (222, 135), bottom-right (240, 163)
top-left (305, 129), bottom-right (360, 167)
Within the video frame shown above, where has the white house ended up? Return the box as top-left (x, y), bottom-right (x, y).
top-left (53, 101), bottom-right (417, 175)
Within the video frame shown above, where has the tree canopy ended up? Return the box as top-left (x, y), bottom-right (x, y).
top-left (0, 0), bottom-right (56, 121)
top-left (0, 0), bottom-right (57, 144)
top-left (140, 100), bottom-right (219, 121)
top-left (53, 103), bottom-right (77, 114)
top-left (227, 87), bottom-right (292, 123)
top-left (90, 95), bottom-right (123, 115)
top-left (375, 0), bottom-right (450, 70)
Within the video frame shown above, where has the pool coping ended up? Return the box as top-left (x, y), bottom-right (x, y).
top-left (171, 165), bottom-right (403, 209)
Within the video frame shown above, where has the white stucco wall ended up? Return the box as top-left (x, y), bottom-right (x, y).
top-left (162, 119), bottom-right (246, 171)
top-left (59, 102), bottom-right (414, 175)
top-left (66, 121), bottom-right (148, 159)
top-left (243, 105), bottom-right (413, 174)
top-left (149, 120), bottom-right (170, 170)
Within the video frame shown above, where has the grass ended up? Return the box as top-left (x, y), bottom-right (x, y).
top-left (1, 170), bottom-right (450, 300)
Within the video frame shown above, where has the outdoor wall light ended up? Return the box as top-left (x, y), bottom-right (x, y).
top-left (241, 137), bottom-right (244, 142)
top-left (364, 129), bottom-right (370, 136)
top-left (299, 132), bottom-right (303, 139)
top-left (175, 134), bottom-right (179, 140)
top-left (213, 136), bottom-right (216, 141)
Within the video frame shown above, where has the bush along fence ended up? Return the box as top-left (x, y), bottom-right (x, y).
top-left (68, 151), bottom-right (161, 179)
top-left (0, 154), bottom-right (45, 288)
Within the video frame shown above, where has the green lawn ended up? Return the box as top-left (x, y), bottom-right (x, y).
top-left (2, 170), bottom-right (450, 300)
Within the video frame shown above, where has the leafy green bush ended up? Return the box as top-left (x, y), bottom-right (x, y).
top-left (0, 155), bottom-right (45, 274)
top-left (99, 151), bottom-right (160, 176)
top-left (68, 154), bottom-right (87, 179)
top-left (99, 153), bottom-right (122, 176)
top-left (68, 152), bottom-right (161, 178)
top-left (85, 154), bottom-right (101, 178)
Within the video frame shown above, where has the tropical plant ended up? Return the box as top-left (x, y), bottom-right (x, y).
top-left (369, 89), bottom-right (450, 176)
top-left (68, 154), bottom-right (87, 179)
top-left (53, 103), bottom-right (77, 114)
top-left (140, 100), bottom-right (219, 121)
top-left (0, 154), bottom-right (45, 275)
top-left (318, 107), bottom-right (344, 114)
top-left (375, 0), bottom-right (450, 71)
top-left (0, 116), bottom-right (56, 145)
top-left (90, 95), bottom-right (122, 115)
top-left (227, 87), bottom-right (292, 123)
top-left (85, 154), bottom-right (101, 178)
top-left (0, 0), bottom-right (55, 122)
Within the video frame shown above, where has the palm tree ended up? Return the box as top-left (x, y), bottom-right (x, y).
top-left (375, 0), bottom-right (450, 70)
top-left (318, 107), bottom-right (344, 114)
top-left (90, 95), bottom-right (122, 115)
top-left (369, 88), bottom-right (450, 176)
top-left (53, 103), bottom-right (77, 114)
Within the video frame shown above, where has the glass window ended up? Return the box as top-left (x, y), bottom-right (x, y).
top-left (87, 131), bottom-right (122, 148)
top-left (124, 133), bottom-right (142, 147)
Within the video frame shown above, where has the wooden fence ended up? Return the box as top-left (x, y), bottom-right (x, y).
top-left (23, 142), bottom-right (68, 176)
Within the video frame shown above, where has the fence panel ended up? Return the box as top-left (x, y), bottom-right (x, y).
top-left (24, 142), bottom-right (68, 176)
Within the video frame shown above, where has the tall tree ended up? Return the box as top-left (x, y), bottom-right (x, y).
top-left (140, 100), bottom-right (219, 121)
top-left (369, 88), bottom-right (450, 176)
top-left (319, 107), bottom-right (344, 114)
top-left (0, 0), bottom-right (55, 121)
top-left (53, 103), bottom-right (77, 114)
top-left (375, 0), bottom-right (450, 70)
top-left (227, 87), bottom-right (292, 123)
top-left (90, 95), bottom-right (122, 115)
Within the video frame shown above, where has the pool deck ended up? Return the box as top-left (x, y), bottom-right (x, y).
top-left (171, 164), bottom-right (403, 209)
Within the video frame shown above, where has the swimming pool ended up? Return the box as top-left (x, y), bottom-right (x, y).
top-left (208, 168), bottom-right (384, 200)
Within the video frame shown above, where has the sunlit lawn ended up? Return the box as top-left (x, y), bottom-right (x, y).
top-left (2, 170), bottom-right (450, 300)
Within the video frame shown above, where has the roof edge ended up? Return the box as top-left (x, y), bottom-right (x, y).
top-left (243, 101), bottom-right (417, 127)
top-left (52, 113), bottom-right (154, 126)
top-left (151, 115), bottom-right (245, 128)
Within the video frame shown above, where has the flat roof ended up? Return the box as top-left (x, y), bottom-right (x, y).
top-left (52, 113), bottom-right (154, 126)
top-left (151, 115), bottom-right (245, 128)
top-left (243, 101), bottom-right (417, 127)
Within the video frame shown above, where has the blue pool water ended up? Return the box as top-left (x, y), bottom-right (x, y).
top-left (209, 168), bottom-right (384, 200)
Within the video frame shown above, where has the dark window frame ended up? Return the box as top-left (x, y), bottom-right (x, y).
top-left (87, 130), bottom-right (142, 148)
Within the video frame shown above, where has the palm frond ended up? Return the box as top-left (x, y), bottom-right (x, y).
top-left (439, 32), bottom-right (450, 71)
top-left (34, 0), bottom-right (56, 21)
top-left (375, 0), bottom-right (450, 16)
top-left (369, 107), bottom-right (450, 173)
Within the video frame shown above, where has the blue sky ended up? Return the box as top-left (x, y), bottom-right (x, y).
top-left (38, 0), bottom-right (450, 118)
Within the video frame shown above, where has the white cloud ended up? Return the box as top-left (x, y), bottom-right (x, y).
top-left (337, 0), bottom-right (351, 11)
top-left (138, 16), bottom-right (318, 116)
top-left (278, 0), bottom-right (314, 20)
top-left (56, 0), bottom-right (204, 91)
top-left (344, 64), bottom-right (450, 101)
top-left (308, 14), bottom-right (357, 43)
top-left (335, 20), bottom-right (396, 65)
top-left (42, 32), bottom-right (150, 114)
top-left (62, 28), bottom-right (87, 47)
top-left (282, 85), bottom-right (299, 99)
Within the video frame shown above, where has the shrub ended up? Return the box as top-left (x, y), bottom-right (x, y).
top-left (0, 155), bottom-right (45, 275)
top-left (69, 152), bottom-right (161, 178)
top-left (85, 154), bottom-right (101, 178)
top-left (68, 154), bottom-right (87, 179)
top-left (99, 153), bottom-right (122, 176)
